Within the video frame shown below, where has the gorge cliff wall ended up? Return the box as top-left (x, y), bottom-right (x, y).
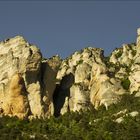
top-left (0, 29), bottom-right (140, 119)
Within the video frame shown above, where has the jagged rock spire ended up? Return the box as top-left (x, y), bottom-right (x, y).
top-left (137, 28), bottom-right (140, 45)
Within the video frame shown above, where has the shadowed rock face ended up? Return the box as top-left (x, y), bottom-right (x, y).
top-left (0, 28), bottom-right (140, 119)
top-left (53, 73), bottom-right (74, 116)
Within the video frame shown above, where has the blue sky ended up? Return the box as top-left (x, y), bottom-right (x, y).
top-left (0, 1), bottom-right (140, 58)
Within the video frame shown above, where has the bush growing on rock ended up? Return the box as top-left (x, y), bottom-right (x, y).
top-left (121, 78), bottom-right (130, 90)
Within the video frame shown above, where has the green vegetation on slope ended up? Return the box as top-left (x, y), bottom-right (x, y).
top-left (0, 94), bottom-right (140, 140)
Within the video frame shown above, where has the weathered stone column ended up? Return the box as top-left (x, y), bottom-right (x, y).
top-left (137, 28), bottom-right (140, 46)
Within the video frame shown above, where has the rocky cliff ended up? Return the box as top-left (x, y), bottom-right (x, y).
top-left (0, 29), bottom-right (140, 119)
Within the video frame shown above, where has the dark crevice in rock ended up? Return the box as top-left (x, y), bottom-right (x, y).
top-left (53, 73), bottom-right (74, 117)
top-left (53, 84), bottom-right (62, 117)
top-left (25, 70), bottom-right (41, 85)
top-left (40, 62), bottom-right (46, 89)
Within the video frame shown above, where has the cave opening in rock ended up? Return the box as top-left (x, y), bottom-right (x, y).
top-left (53, 73), bottom-right (74, 117)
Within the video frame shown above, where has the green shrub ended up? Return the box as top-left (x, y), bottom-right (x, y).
top-left (121, 78), bottom-right (131, 90)
top-left (132, 50), bottom-right (137, 56)
top-left (115, 50), bottom-right (123, 58)
top-left (0, 94), bottom-right (140, 139)
top-left (77, 60), bottom-right (83, 65)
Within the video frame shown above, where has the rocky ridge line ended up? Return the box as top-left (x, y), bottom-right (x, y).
top-left (0, 29), bottom-right (140, 119)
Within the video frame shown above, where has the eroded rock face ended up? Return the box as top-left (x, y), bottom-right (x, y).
top-left (89, 60), bottom-right (125, 110)
top-left (109, 28), bottom-right (140, 97)
top-left (55, 47), bottom-right (125, 113)
top-left (0, 28), bottom-right (140, 118)
top-left (0, 36), bottom-right (61, 119)
top-left (1, 73), bottom-right (29, 119)
top-left (0, 36), bottom-right (43, 118)
top-left (90, 76), bottom-right (125, 110)
top-left (42, 56), bottom-right (61, 117)
top-left (69, 84), bottom-right (90, 112)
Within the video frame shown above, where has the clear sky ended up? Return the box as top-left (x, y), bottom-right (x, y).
top-left (0, 1), bottom-right (140, 58)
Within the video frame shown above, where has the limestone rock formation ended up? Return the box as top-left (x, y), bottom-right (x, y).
top-left (0, 36), bottom-right (61, 119)
top-left (0, 28), bottom-right (140, 119)
top-left (55, 47), bottom-right (125, 114)
top-left (109, 28), bottom-right (140, 97)
top-left (54, 28), bottom-right (140, 113)
top-left (42, 56), bottom-right (61, 117)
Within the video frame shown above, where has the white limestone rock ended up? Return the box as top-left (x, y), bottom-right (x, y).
top-left (1, 28), bottom-right (140, 118)
top-left (56, 47), bottom-right (106, 113)
top-left (69, 84), bottom-right (90, 112)
top-left (56, 47), bottom-right (125, 113)
top-left (75, 62), bottom-right (91, 84)
top-left (0, 36), bottom-right (62, 119)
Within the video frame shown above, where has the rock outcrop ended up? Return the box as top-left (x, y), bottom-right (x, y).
top-left (41, 56), bottom-right (61, 117)
top-left (0, 36), bottom-right (60, 119)
top-left (0, 28), bottom-right (140, 119)
top-left (55, 47), bottom-right (125, 114)
top-left (109, 28), bottom-right (140, 97)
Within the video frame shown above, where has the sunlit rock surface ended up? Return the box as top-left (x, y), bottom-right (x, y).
top-left (0, 28), bottom-right (140, 118)
top-left (0, 36), bottom-right (60, 118)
